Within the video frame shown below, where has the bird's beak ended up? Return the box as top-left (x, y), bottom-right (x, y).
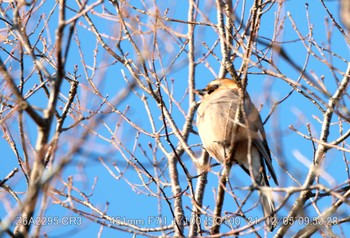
top-left (194, 89), bottom-right (206, 96)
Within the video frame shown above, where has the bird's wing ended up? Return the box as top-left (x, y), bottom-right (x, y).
top-left (246, 97), bottom-right (278, 185)
top-left (253, 130), bottom-right (278, 185)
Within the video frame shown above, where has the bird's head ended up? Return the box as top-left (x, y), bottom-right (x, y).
top-left (194, 78), bottom-right (239, 98)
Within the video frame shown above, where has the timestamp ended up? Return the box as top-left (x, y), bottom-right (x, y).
top-left (281, 216), bottom-right (338, 226)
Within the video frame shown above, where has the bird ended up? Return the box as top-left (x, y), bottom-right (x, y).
top-left (195, 78), bottom-right (278, 231)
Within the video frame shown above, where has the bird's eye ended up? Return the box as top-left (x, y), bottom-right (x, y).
top-left (207, 84), bottom-right (219, 94)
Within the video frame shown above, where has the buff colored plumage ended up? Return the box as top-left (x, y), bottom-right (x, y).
top-left (196, 78), bottom-right (278, 231)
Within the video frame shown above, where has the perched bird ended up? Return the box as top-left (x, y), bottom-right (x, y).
top-left (195, 78), bottom-right (278, 231)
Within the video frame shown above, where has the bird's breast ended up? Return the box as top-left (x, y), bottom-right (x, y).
top-left (197, 90), bottom-right (244, 162)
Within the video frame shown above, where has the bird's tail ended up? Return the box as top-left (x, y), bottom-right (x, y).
top-left (259, 179), bottom-right (277, 232)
